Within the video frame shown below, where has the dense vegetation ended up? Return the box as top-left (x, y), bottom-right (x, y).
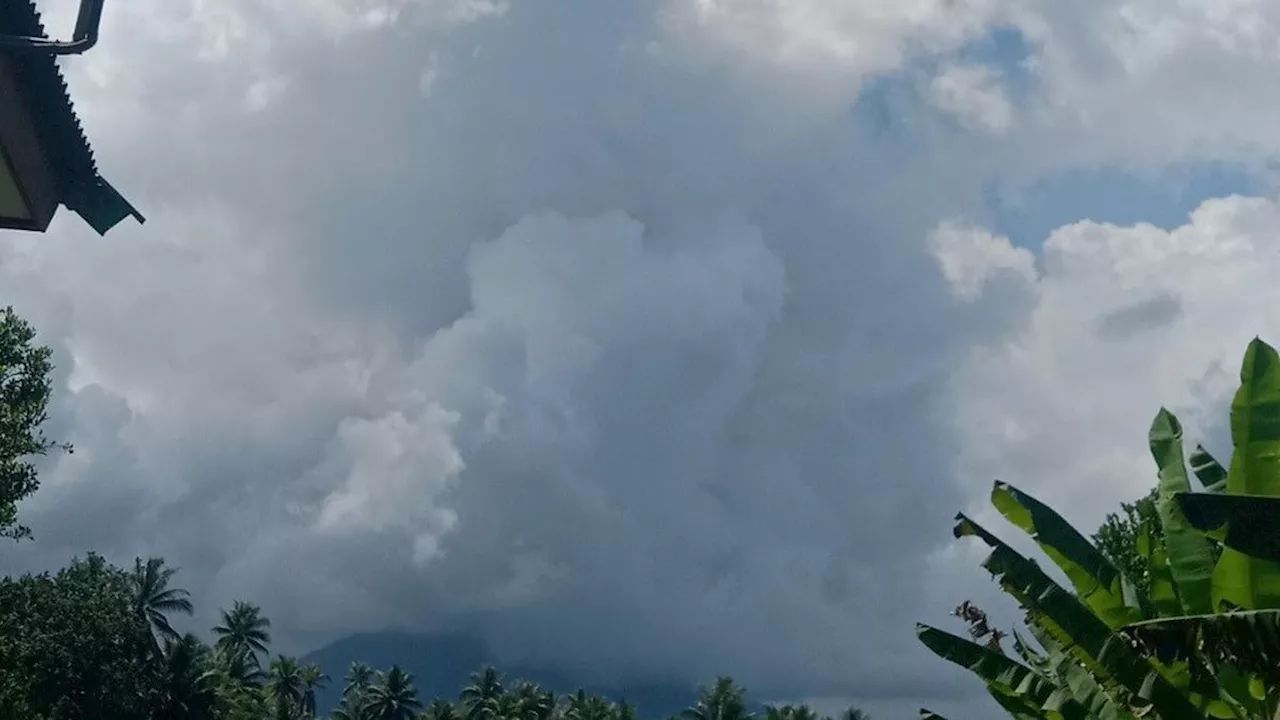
top-left (0, 306), bottom-right (877, 720)
top-left (0, 306), bottom-right (65, 540)
top-left (919, 338), bottom-right (1280, 719)
top-left (0, 552), bottom-right (876, 720)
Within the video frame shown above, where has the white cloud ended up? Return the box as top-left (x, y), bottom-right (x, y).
top-left (419, 50), bottom-right (442, 96)
top-left (662, 0), bottom-right (1010, 125)
top-left (678, 0), bottom-right (1002, 73)
top-left (948, 195), bottom-right (1280, 532)
top-left (931, 222), bottom-right (1037, 300)
top-left (669, 0), bottom-right (1280, 172)
top-left (313, 407), bottom-right (464, 553)
top-left (929, 64), bottom-right (1015, 133)
top-left (996, 0), bottom-right (1280, 171)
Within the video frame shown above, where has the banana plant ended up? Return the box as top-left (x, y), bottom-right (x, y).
top-left (919, 338), bottom-right (1280, 720)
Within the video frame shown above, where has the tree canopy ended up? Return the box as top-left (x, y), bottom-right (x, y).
top-left (0, 305), bottom-right (66, 540)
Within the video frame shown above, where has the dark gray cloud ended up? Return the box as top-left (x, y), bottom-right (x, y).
top-left (1095, 293), bottom-right (1183, 341)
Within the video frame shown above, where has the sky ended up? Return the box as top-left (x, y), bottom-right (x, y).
top-left (7, 0), bottom-right (1280, 717)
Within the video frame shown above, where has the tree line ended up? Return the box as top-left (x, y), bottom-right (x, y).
top-left (0, 551), bottom-right (875, 720)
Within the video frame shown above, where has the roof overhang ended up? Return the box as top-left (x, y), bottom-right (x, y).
top-left (0, 0), bottom-right (143, 236)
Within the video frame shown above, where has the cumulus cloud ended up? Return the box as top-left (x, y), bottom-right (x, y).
top-left (946, 196), bottom-right (1280, 533)
top-left (9, 0), bottom-right (1280, 717)
top-left (989, 0), bottom-right (1280, 173)
top-left (930, 222), bottom-right (1036, 301)
top-left (928, 64), bottom-right (1015, 133)
top-left (6, 0), bottom-right (998, 710)
top-left (676, 0), bottom-right (1003, 78)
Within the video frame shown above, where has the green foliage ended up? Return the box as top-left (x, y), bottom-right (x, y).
top-left (1177, 493), bottom-right (1280, 564)
top-left (1149, 410), bottom-right (1219, 615)
top-left (992, 481), bottom-right (1140, 627)
top-left (364, 666), bottom-right (423, 720)
top-left (1092, 488), bottom-right (1161, 599)
top-left (920, 337), bottom-right (1280, 720)
top-left (0, 548), bottom-right (878, 720)
top-left (302, 663), bottom-right (330, 717)
top-left (134, 556), bottom-right (195, 652)
top-left (682, 678), bottom-right (754, 720)
top-left (462, 666), bottom-right (506, 720)
top-left (156, 633), bottom-right (220, 720)
top-left (269, 655), bottom-right (306, 720)
top-left (0, 306), bottom-right (67, 540)
top-left (0, 553), bottom-right (159, 719)
top-left (214, 600), bottom-right (273, 668)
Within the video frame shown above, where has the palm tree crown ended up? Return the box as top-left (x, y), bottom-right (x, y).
top-left (267, 655), bottom-right (304, 720)
top-left (345, 661), bottom-right (377, 699)
top-left (132, 556), bottom-right (194, 649)
top-left (212, 600), bottom-right (272, 667)
top-left (300, 662), bottom-right (329, 717)
top-left (157, 633), bottom-right (218, 720)
top-left (462, 666), bottom-right (506, 720)
top-left (424, 698), bottom-right (461, 720)
top-left (364, 665), bottom-right (422, 720)
top-left (682, 677), bottom-right (753, 720)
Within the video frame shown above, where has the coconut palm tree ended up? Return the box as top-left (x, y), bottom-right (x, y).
top-left (208, 647), bottom-right (269, 720)
top-left (213, 601), bottom-right (272, 667)
top-left (682, 678), bottom-right (752, 720)
top-left (568, 693), bottom-right (613, 720)
top-left (612, 700), bottom-right (636, 720)
top-left (156, 633), bottom-right (219, 720)
top-left (268, 656), bottom-right (305, 720)
top-left (838, 708), bottom-right (870, 720)
top-left (364, 665), bottom-right (422, 720)
top-left (512, 681), bottom-right (555, 720)
top-left (300, 662), bottom-right (329, 717)
top-left (461, 667), bottom-right (506, 720)
top-left (131, 556), bottom-right (194, 653)
top-left (763, 706), bottom-right (791, 720)
top-left (331, 706), bottom-right (361, 720)
top-left (335, 661), bottom-right (378, 720)
top-left (345, 661), bottom-right (377, 699)
top-left (424, 699), bottom-right (462, 720)
top-left (214, 644), bottom-right (268, 688)
top-left (495, 692), bottom-right (527, 720)
top-left (562, 690), bottom-right (611, 720)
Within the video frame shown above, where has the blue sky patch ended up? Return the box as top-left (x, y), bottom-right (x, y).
top-left (986, 162), bottom-right (1263, 248)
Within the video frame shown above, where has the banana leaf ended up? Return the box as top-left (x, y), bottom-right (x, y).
top-left (1136, 522), bottom-right (1181, 617)
top-left (1149, 410), bottom-right (1217, 615)
top-left (917, 624), bottom-right (1086, 720)
top-left (1022, 527), bottom-right (1230, 718)
top-left (1123, 610), bottom-right (1280, 690)
top-left (1177, 492), bottom-right (1280, 563)
top-left (1188, 445), bottom-right (1227, 493)
top-left (991, 481), bottom-right (1141, 627)
top-left (986, 687), bottom-right (1052, 720)
top-left (1012, 629), bottom-right (1051, 675)
top-left (955, 514), bottom-right (1204, 720)
top-left (1214, 338), bottom-right (1280, 610)
top-left (1018, 621), bottom-right (1136, 720)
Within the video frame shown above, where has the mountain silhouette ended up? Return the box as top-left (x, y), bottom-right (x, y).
top-left (302, 631), bottom-right (703, 718)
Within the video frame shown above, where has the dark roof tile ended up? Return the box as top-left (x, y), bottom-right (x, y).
top-left (1, 0), bottom-right (142, 234)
